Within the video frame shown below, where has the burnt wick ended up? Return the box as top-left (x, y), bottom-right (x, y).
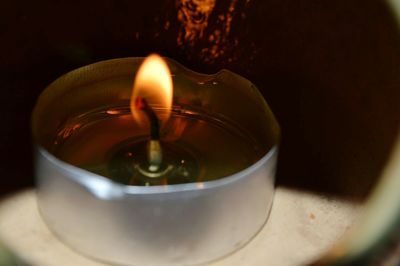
top-left (136, 97), bottom-right (163, 172)
top-left (135, 97), bottom-right (160, 140)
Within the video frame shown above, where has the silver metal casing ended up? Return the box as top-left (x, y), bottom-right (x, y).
top-left (33, 58), bottom-right (280, 266)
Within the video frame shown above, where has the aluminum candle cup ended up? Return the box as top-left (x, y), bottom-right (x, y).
top-left (32, 57), bottom-right (280, 266)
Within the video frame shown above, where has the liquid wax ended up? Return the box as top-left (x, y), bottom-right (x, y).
top-left (51, 105), bottom-right (264, 185)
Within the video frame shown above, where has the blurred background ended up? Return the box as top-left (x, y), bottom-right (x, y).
top-left (1, 0), bottom-right (400, 199)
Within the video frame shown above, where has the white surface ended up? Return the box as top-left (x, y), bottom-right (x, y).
top-left (0, 188), bottom-right (360, 266)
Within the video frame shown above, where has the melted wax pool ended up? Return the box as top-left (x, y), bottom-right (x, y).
top-left (51, 106), bottom-right (264, 186)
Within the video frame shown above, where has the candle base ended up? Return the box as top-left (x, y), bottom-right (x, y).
top-left (32, 57), bottom-right (279, 266)
top-left (106, 137), bottom-right (199, 185)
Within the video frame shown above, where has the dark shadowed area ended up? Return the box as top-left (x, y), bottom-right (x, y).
top-left (1, 0), bottom-right (399, 200)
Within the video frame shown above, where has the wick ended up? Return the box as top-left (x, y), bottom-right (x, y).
top-left (135, 97), bottom-right (160, 140)
top-left (135, 97), bottom-right (163, 171)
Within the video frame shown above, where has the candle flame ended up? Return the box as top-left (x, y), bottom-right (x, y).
top-left (130, 54), bottom-right (173, 124)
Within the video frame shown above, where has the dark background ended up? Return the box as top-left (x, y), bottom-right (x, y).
top-left (1, 0), bottom-right (400, 200)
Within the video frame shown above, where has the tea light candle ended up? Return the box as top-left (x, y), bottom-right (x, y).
top-left (32, 55), bottom-right (279, 266)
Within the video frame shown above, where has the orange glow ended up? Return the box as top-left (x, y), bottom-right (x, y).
top-left (175, 0), bottom-right (241, 62)
top-left (130, 54), bottom-right (173, 124)
top-left (176, 0), bottom-right (216, 46)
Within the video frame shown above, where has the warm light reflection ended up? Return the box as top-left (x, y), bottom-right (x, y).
top-left (130, 54), bottom-right (173, 124)
top-left (196, 182), bottom-right (205, 189)
top-left (175, 0), bottom-right (242, 63)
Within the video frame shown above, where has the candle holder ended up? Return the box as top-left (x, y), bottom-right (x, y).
top-left (32, 57), bottom-right (279, 266)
